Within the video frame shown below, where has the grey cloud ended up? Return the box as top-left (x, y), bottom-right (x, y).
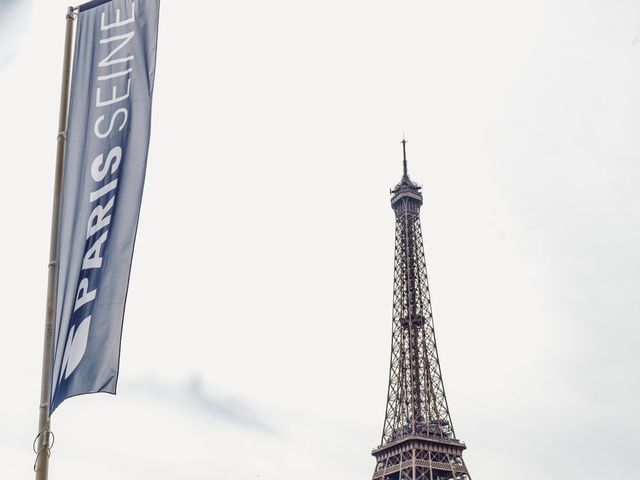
top-left (0, 0), bottom-right (27, 26)
top-left (0, 0), bottom-right (30, 67)
top-left (124, 374), bottom-right (279, 436)
top-left (0, 0), bottom-right (21, 8)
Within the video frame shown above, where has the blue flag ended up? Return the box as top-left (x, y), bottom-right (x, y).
top-left (50, 0), bottom-right (160, 413)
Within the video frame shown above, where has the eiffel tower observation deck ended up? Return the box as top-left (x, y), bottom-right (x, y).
top-left (371, 140), bottom-right (471, 480)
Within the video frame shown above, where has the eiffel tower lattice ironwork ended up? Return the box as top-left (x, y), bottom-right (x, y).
top-left (371, 140), bottom-right (471, 480)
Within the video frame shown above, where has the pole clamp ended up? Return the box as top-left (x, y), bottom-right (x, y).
top-left (57, 131), bottom-right (67, 141)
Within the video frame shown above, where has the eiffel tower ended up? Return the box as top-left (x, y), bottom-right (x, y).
top-left (371, 140), bottom-right (471, 480)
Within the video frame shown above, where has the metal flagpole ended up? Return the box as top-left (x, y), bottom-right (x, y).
top-left (34, 6), bottom-right (75, 479)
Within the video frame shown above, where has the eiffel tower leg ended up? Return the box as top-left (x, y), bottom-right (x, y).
top-left (428, 452), bottom-right (434, 480)
top-left (460, 458), bottom-right (471, 480)
top-left (382, 456), bottom-right (391, 480)
top-left (447, 453), bottom-right (458, 480)
top-left (412, 448), bottom-right (416, 480)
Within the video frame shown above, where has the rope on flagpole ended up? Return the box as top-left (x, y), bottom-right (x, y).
top-left (32, 430), bottom-right (55, 471)
top-left (33, 430), bottom-right (55, 454)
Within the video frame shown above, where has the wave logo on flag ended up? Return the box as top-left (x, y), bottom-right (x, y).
top-left (50, 0), bottom-right (160, 413)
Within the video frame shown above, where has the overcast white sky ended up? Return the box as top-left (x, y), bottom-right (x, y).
top-left (1, 0), bottom-right (640, 478)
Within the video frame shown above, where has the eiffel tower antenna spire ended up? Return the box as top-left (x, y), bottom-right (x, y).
top-left (402, 134), bottom-right (408, 178)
